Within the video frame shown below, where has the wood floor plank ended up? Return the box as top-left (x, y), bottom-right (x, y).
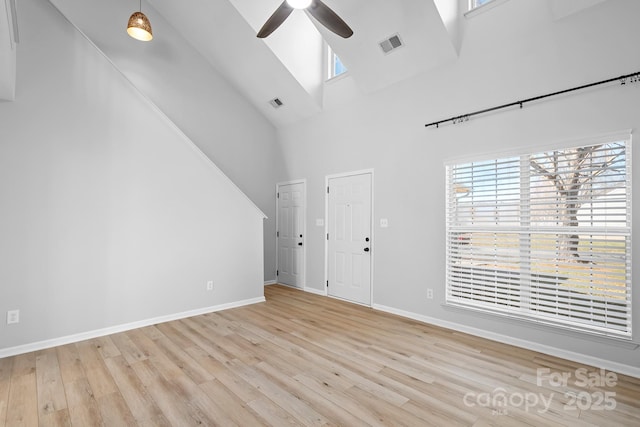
top-left (35, 348), bottom-right (67, 417)
top-left (0, 284), bottom-right (638, 426)
top-left (38, 408), bottom-right (72, 427)
top-left (96, 391), bottom-right (137, 426)
top-left (75, 340), bottom-right (119, 398)
top-left (5, 372), bottom-right (38, 426)
top-left (93, 336), bottom-right (122, 360)
top-left (130, 359), bottom-right (214, 426)
top-left (198, 379), bottom-right (265, 426)
top-left (342, 384), bottom-right (426, 427)
top-left (67, 402), bottom-right (104, 427)
top-left (11, 352), bottom-right (36, 378)
top-left (292, 373), bottom-right (388, 427)
top-left (109, 332), bottom-right (148, 365)
top-left (227, 357), bottom-right (330, 426)
top-left (148, 334), bottom-right (214, 385)
top-left (103, 355), bottom-right (170, 426)
top-left (0, 356), bottom-right (14, 425)
top-left (255, 360), bottom-right (369, 427)
top-left (55, 344), bottom-right (86, 385)
top-left (247, 397), bottom-right (302, 427)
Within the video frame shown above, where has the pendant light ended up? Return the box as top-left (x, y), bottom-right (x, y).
top-left (127, 0), bottom-right (153, 41)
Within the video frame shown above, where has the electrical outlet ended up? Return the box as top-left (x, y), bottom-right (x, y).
top-left (207, 281), bottom-right (214, 291)
top-left (7, 310), bottom-right (19, 325)
top-left (426, 289), bottom-right (434, 300)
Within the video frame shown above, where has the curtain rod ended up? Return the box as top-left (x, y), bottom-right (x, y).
top-left (425, 71), bottom-right (640, 129)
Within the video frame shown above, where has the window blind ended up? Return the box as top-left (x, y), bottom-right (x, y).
top-left (445, 139), bottom-right (632, 339)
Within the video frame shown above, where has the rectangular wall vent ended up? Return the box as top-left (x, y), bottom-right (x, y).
top-left (379, 34), bottom-right (403, 54)
top-left (269, 98), bottom-right (284, 109)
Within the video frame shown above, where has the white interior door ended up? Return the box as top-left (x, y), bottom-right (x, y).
top-left (327, 172), bottom-right (372, 305)
top-left (277, 182), bottom-right (305, 288)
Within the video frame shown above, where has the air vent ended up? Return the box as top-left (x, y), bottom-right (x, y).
top-left (269, 98), bottom-right (284, 109)
top-left (379, 34), bottom-right (403, 54)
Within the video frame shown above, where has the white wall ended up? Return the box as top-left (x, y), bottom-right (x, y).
top-left (50, 0), bottom-right (285, 283)
top-left (277, 0), bottom-right (640, 374)
top-left (0, 0), bottom-right (17, 101)
top-left (0, 0), bottom-right (265, 353)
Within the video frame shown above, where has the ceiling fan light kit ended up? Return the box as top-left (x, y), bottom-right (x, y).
top-left (286, 0), bottom-right (312, 9)
top-left (127, 0), bottom-right (153, 41)
top-left (258, 0), bottom-right (353, 39)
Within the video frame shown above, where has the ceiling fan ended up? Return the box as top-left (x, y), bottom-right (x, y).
top-left (257, 0), bottom-right (353, 39)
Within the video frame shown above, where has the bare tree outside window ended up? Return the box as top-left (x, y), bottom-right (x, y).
top-left (529, 143), bottom-right (626, 263)
top-left (446, 139), bottom-right (631, 337)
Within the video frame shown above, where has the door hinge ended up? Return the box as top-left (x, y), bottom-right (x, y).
top-left (277, 192), bottom-right (279, 198)
top-left (327, 186), bottom-right (330, 194)
top-left (326, 280), bottom-right (328, 287)
top-left (326, 233), bottom-right (329, 240)
top-left (277, 270), bottom-right (279, 276)
top-left (277, 231), bottom-right (279, 237)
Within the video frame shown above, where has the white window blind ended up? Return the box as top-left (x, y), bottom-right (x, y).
top-left (446, 138), bottom-right (632, 339)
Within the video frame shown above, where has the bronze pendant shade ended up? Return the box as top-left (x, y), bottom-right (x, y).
top-left (127, 1), bottom-right (153, 41)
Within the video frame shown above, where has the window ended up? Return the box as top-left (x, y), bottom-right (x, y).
top-left (446, 137), bottom-right (632, 339)
top-left (327, 46), bottom-right (347, 80)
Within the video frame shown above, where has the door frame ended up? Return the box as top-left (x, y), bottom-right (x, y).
top-left (324, 169), bottom-right (374, 306)
top-left (275, 179), bottom-right (307, 290)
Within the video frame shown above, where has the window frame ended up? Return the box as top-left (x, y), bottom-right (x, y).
top-left (326, 45), bottom-right (347, 81)
top-left (465, 0), bottom-right (510, 17)
top-left (469, 0), bottom-right (494, 10)
top-left (445, 135), bottom-right (633, 340)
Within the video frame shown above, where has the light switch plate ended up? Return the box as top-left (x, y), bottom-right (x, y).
top-left (380, 218), bottom-right (389, 228)
top-left (316, 219), bottom-right (324, 227)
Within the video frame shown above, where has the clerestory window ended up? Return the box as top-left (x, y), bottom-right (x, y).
top-left (327, 46), bottom-right (347, 80)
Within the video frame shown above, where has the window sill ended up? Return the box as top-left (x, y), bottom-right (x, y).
top-left (325, 71), bottom-right (350, 84)
top-left (465, 0), bottom-right (511, 19)
top-left (443, 301), bottom-right (638, 349)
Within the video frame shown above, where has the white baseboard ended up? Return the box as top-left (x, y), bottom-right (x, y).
top-left (264, 280), bottom-right (277, 286)
top-left (372, 304), bottom-right (640, 379)
top-left (304, 286), bottom-right (327, 296)
top-left (0, 296), bottom-right (265, 359)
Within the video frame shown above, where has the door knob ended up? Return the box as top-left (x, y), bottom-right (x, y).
top-left (364, 247), bottom-right (370, 252)
top-left (298, 242), bottom-right (303, 246)
top-left (365, 237), bottom-right (370, 242)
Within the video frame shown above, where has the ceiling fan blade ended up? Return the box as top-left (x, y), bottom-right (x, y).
top-left (257, 1), bottom-right (294, 38)
top-left (307, 0), bottom-right (353, 38)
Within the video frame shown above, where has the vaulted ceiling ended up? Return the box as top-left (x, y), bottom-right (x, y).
top-left (2, 0), bottom-right (610, 126)
top-left (1, 0), bottom-right (463, 126)
top-left (142, 0), bottom-right (461, 127)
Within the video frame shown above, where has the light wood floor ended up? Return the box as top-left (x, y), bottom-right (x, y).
top-left (1, 285), bottom-right (639, 426)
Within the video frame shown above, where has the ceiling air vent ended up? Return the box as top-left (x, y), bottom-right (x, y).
top-left (269, 98), bottom-right (284, 109)
top-left (379, 34), bottom-right (403, 54)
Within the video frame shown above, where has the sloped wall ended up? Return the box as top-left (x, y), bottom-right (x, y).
top-left (0, 0), bottom-right (265, 353)
top-left (50, 0), bottom-right (285, 283)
